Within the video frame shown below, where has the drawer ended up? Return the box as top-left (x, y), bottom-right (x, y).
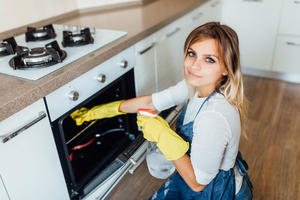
top-left (278, 0), bottom-right (300, 36)
top-left (272, 35), bottom-right (300, 74)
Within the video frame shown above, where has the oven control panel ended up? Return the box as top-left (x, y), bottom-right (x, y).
top-left (45, 46), bottom-right (135, 122)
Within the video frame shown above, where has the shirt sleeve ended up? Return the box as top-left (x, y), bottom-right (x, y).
top-left (190, 111), bottom-right (232, 185)
top-left (152, 80), bottom-right (188, 112)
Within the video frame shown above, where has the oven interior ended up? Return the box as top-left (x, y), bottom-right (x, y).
top-left (50, 69), bottom-right (141, 199)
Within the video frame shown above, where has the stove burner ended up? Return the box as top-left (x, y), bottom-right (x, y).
top-left (62, 28), bottom-right (94, 47)
top-left (25, 24), bottom-right (56, 42)
top-left (9, 40), bottom-right (66, 70)
top-left (0, 37), bottom-right (18, 56)
top-left (22, 48), bottom-right (53, 66)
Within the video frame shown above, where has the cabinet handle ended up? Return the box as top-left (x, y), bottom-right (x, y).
top-left (286, 41), bottom-right (300, 46)
top-left (139, 42), bottom-right (156, 55)
top-left (243, 0), bottom-right (262, 2)
top-left (294, 0), bottom-right (300, 4)
top-left (0, 111), bottom-right (46, 143)
top-left (192, 12), bottom-right (203, 21)
top-left (211, 1), bottom-right (220, 7)
top-left (166, 27), bottom-right (181, 38)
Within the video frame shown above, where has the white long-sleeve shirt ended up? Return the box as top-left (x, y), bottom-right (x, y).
top-left (152, 80), bottom-right (243, 193)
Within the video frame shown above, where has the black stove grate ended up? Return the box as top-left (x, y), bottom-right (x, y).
top-left (62, 28), bottom-right (94, 47)
top-left (25, 24), bottom-right (56, 42)
top-left (9, 40), bottom-right (66, 70)
top-left (0, 37), bottom-right (18, 56)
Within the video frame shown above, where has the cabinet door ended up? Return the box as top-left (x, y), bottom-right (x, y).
top-left (0, 176), bottom-right (9, 200)
top-left (221, 0), bottom-right (281, 71)
top-left (279, 0), bottom-right (300, 36)
top-left (135, 34), bottom-right (157, 96)
top-left (185, 0), bottom-right (223, 36)
top-left (155, 18), bottom-right (185, 91)
top-left (185, 5), bottom-right (206, 35)
top-left (201, 0), bottom-right (223, 23)
top-left (0, 100), bottom-right (69, 200)
top-left (272, 35), bottom-right (300, 74)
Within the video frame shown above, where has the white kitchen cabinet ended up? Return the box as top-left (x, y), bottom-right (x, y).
top-left (221, 0), bottom-right (282, 71)
top-left (201, 0), bottom-right (223, 23)
top-left (273, 35), bottom-right (300, 74)
top-left (155, 16), bottom-right (186, 91)
top-left (185, 4), bottom-right (206, 35)
top-left (152, 0), bottom-right (225, 91)
top-left (0, 99), bottom-right (69, 200)
top-left (134, 34), bottom-right (157, 96)
top-left (278, 0), bottom-right (300, 36)
top-left (0, 177), bottom-right (9, 200)
top-left (185, 0), bottom-right (223, 36)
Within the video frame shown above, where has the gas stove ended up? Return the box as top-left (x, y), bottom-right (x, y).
top-left (0, 24), bottom-right (127, 80)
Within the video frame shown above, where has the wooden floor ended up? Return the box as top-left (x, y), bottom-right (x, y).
top-left (107, 75), bottom-right (300, 200)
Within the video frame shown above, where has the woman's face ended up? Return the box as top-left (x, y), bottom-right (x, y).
top-left (184, 39), bottom-right (227, 91)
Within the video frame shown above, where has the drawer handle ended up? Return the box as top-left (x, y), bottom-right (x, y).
top-left (1, 111), bottom-right (46, 143)
top-left (139, 42), bottom-right (156, 55)
top-left (166, 27), bottom-right (181, 38)
top-left (211, 1), bottom-right (220, 7)
top-left (192, 12), bottom-right (203, 21)
top-left (286, 41), bottom-right (300, 46)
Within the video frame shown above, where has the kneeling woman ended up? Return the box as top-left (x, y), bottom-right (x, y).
top-left (71, 22), bottom-right (252, 199)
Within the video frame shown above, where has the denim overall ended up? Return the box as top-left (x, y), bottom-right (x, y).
top-left (149, 92), bottom-right (236, 200)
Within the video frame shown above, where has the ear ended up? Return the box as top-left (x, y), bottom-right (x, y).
top-left (222, 70), bottom-right (228, 76)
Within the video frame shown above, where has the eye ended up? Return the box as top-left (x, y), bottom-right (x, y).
top-left (187, 51), bottom-right (195, 57)
top-left (205, 57), bottom-right (215, 63)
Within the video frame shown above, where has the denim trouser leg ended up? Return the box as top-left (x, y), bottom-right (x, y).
top-left (235, 175), bottom-right (253, 200)
top-left (149, 174), bottom-right (182, 200)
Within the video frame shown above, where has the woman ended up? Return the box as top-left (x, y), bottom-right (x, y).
top-left (71, 22), bottom-right (253, 199)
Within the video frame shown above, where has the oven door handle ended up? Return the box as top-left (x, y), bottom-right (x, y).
top-left (128, 148), bottom-right (147, 174)
top-left (99, 161), bottom-right (134, 200)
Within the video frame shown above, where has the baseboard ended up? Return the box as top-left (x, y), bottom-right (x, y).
top-left (242, 67), bottom-right (300, 84)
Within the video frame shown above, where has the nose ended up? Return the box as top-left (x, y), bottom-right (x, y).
top-left (190, 58), bottom-right (202, 71)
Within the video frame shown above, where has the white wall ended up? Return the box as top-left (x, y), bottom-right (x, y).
top-left (0, 0), bottom-right (141, 33)
top-left (0, 0), bottom-right (77, 33)
top-left (76, 0), bottom-right (139, 9)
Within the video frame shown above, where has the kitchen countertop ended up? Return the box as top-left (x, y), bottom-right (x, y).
top-left (0, 0), bottom-right (207, 121)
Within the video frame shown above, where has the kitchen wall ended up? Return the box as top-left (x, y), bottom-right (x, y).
top-left (0, 0), bottom-right (141, 33)
top-left (0, 0), bottom-right (77, 33)
top-left (76, 0), bottom-right (140, 10)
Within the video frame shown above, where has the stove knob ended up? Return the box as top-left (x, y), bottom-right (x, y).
top-left (97, 74), bottom-right (106, 83)
top-left (118, 60), bottom-right (128, 68)
top-left (68, 91), bottom-right (79, 101)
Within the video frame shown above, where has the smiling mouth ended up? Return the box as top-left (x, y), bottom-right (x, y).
top-left (188, 71), bottom-right (202, 78)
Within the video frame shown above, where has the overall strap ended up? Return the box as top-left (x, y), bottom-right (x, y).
top-left (193, 91), bottom-right (216, 121)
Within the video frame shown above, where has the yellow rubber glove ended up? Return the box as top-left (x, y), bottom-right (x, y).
top-left (70, 100), bottom-right (125, 125)
top-left (137, 115), bottom-right (189, 160)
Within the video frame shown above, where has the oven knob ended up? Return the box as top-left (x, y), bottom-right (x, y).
top-left (97, 74), bottom-right (106, 83)
top-left (118, 60), bottom-right (128, 68)
top-left (68, 90), bottom-right (79, 101)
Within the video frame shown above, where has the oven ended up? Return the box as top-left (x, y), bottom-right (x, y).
top-left (44, 46), bottom-right (146, 200)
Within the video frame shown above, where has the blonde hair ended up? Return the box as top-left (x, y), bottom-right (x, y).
top-left (184, 22), bottom-right (248, 136)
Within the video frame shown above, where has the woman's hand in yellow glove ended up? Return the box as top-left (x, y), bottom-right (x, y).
top-left (70, 100), bottom-right (125, 125)
top-left (137, 115), bottom-right (189, 160)
top-left (136, 115), bottom-right (169, 141)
